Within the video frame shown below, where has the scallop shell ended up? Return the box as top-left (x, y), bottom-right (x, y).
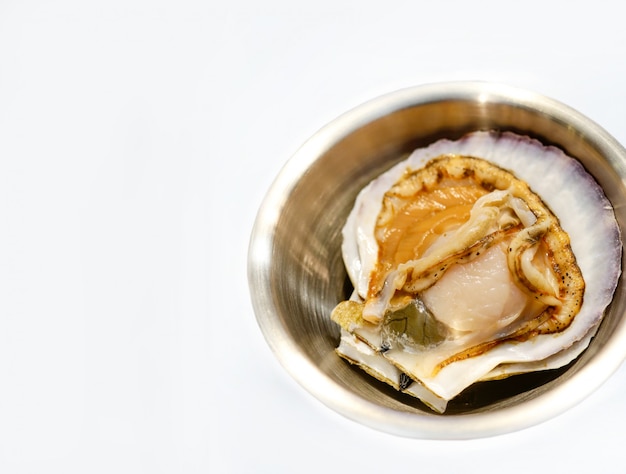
top-left (332, 131), bottom-right (622, 412)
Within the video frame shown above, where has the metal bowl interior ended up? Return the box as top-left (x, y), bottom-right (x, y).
top-left (248, 82), bottom-right (626, 439)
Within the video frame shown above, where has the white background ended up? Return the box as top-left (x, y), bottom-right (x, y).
top-left (1, 0), bottom-right (625, 472)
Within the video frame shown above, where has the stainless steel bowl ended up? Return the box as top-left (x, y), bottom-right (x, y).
top-left (247, 81), bottom-right (626, 439)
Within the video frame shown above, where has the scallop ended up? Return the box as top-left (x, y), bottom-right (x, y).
top-left (331, 131), bottom-right (621, 413)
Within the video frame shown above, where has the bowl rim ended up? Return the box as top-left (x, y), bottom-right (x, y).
top-left (247, 80), bottom-right (626, 439)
